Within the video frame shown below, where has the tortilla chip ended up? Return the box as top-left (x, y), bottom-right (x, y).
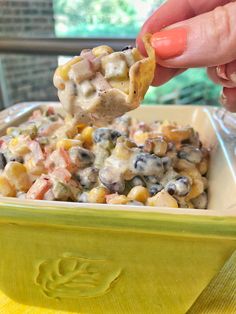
top-left (128, 33), bottom-right (156, 107)
top-left (53, 34), bottom-right (155, 124)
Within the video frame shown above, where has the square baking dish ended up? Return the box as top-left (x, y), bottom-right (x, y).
top-left (0, 102), bottom-right (235, 314)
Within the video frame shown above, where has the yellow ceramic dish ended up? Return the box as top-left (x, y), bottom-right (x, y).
top-left (0, 103), bottom-right (235, 314)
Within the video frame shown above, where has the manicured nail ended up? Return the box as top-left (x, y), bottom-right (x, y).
top-left (219, 89), bottom-right (228, 106)
top-left (216, 65), bottom-right (229, 80)
top-left (230, 72), bottom-right (236, 84)
top-left (151, 28), bottom-right (187, 59)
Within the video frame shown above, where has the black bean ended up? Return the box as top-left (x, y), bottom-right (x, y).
top-left (177, 145), bottom-right (202, 164)
top-left (49, 115), bottom-right (58, 122)
top-left (166, 183), bottom-right (176, 195)
top-left (133, 154), bottom-right (146, 172)
top-left (9, 156), bottom-right (24, 163)
top-left (77, 147), bottom-right (94, 164)
top-left (110, 131), bottom-right (122, 141)
top-left (122, 45), bottom-right (133, 51)
top-left (99, 167), bottom-right (125, 193)
top-left (77, 167), bottom-right (98, 189)
top-left (177, 150), bottom-right (187, 159)
top-left (149, 184), bottom-right (163, 196)
top-left (176, 176), bottom-right (189, 185)
top-left (132, 153), bottom-right (164, 177)
top-left (0, 153), bottom-right (7, 169)
top-left (73, 82), bottom-right (78, 96)
top-left (93, 128), bottom-right (121, 144)
top-left (165, 176), bottom-right (191, 197)
top-left (161, 156), bottom-right (172, 171)
top-left (144, 175), bottom-right (159, 185)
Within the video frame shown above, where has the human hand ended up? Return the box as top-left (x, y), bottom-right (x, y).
top-left (137, 0), bottom-right (236, 111)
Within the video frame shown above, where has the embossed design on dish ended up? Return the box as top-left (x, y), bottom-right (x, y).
top-left (35, 254), bottom-right (122, 299)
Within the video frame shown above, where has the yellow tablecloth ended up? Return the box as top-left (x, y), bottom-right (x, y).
top-left (0, 291), bottom-right (76, 314)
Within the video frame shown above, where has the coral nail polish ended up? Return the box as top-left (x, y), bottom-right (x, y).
top-left (151, 28), bottom-right (187, 59)
top-left (216, 65), bottom-right (229, 80)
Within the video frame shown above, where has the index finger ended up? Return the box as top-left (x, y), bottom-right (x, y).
top-left (136, 0), bottom-right (232, 55)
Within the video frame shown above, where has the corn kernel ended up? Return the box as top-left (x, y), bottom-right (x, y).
top-left (73, 134), bottom-right (82, 141)
top-left (197, 158), bottom-right (208, 175)
top-left (76, 124), bottom-right (86, 132)
top-left (92, 45), bottom-right (113, 57)
top-left (81, 126), bottom-right (94, 146)
top-left (107, 195), bottom-right (129, 205)
top-left (113, 138), bottom-right (135, 160)
top-left (162, 125), bottom-right (194, 142)
top-left (202, 177), bottom-right (208, 190)
top-left (174, 159), bottom-right (195, 171)
top-left (56, 56), bottom-right (82, 81)
top-left (56, 139), bottom-right (82, 150)
top-left (133, 131), bottom-right (149, 146)
top-left (128, 186), bottom-right (149, 203)
top-left (0, 176), bottom-right (16, 197)
top-left (25, 159), bottom-right (46, 176)
top-left (6, 127), bottom-right (19, 136)
top-left (180, 167), bottom-right (202, 181)
top-left (113, 143), bottom-right (131, 160)
top-left (144, 137), bottom-right (167, 157)
top-left (109, 79), bottom-right (129, 94)
top-left (147, 190), bottom-right (178, 208)
top-left (187, 201), bottom-right (194, 209)
top-left (4, 162), bottom-right (31, 192)
top-left (88, 186), bottom-right (108, 204)
top-left (9, 138), bottom-right (30, 155)
top-left (186, 178), bottom-right (204, 201)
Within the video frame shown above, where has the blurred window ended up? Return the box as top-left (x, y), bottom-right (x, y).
top-left (0, 0), bottom-right (220, 108)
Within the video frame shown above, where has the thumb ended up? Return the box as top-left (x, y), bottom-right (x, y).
top-left (150, 2), bottom-right (236, 68)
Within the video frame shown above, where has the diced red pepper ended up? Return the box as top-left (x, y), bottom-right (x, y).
top-left (0, 140), bottom-right (4, 149)
top-left (59, 148), bottom-right (72, 169)
top-left (26, 175), bottom-right (51, 200)
top-left (39, 121), bottom-right (63, 136)
top-left (46, 106), bottom-right (55, 116)
top-left (30, 110), bottom-right (42, 120)
top-left (45, 148), bottom-right (72, 171)
top-left (28, 140), bottom-right (44, 163)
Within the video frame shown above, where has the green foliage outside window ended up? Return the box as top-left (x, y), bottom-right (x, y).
top-left (53, 0), bottom-right (159, 38)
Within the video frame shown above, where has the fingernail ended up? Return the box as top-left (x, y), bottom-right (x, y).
top-left (151, 28), bottom-right (187, 59)
top-left (219, 89), bottom-right (228, 106)
top-left (230, 72), bottom-right (236, 83)
top-left (216, 65), bottom-right (229, 80)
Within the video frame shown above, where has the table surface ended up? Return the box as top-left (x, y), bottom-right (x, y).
top-left (0, 290), bottom-right (76, 314)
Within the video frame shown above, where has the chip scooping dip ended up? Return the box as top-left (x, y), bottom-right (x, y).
top-left (53, 34), bottom-right (155, 125)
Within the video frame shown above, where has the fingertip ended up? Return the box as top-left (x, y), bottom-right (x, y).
top-left (151, 66), bottom-right (185, 86)
top-left (136, 22), bottom-right (152, 56)
top-left (220, 87), bottom-right (236, 112)
top-left (222, 102), bottom-right (236, 113)
top-left (207, 67), bottom-right (236, 88)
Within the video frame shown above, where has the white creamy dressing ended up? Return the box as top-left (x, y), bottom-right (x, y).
top-left (54, 48), bottom-right (137, 123)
